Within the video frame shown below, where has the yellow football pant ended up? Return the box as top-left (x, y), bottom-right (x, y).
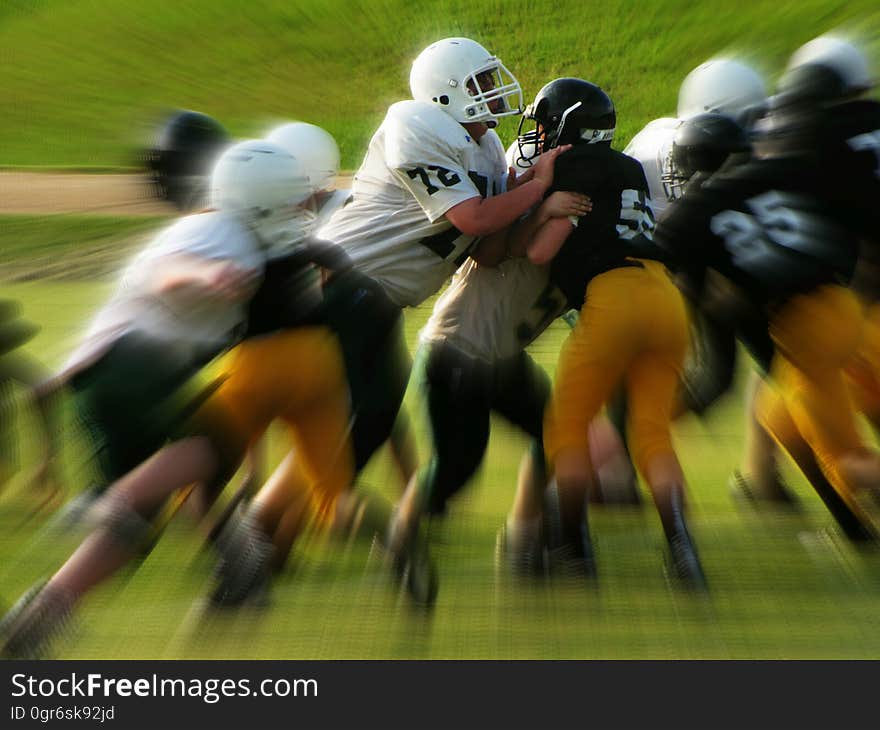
top-left (205, 327), bottom-right (354, 521)
top-left (757, 285), bottom-right (865, 499)
top-left (845, 300), bottom-right (880, 424)
top-left (544, 261), bottom-right (689, 478)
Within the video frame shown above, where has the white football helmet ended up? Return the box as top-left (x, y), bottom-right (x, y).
top-left (677, 58), bottom-right (767, 122)
top-left (786, 35), bottom-right (873, 95)
top-left (266, 121), bottom-right (341, 193)
top-left (210, 139), bottom-right (316, 252)
top-left (409, 37), bottom-right (522, 125)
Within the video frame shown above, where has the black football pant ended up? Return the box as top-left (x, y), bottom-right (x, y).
top-left (418, 341), bottom-right (551, 515)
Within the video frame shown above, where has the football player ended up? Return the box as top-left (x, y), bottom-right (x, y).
top-left (145, 109), bottom-right (232, 211)
top-left (507, 77), bottom-right (705, 587)
top-left (265, 38), bottom-right (571, 583)
top-left (652, 39), bottom-right (880, 543)
top-left (620, 58), bottom-right (789, 505)
top-left (403, 147), bottom-right (592, 571)
top-left (0, 140), bottom-right (345, 656)
top-left (727, 34), bottom-right (880, 515)
top-left (246, 121), bottom-right (419, 557)
top-left (625, 57), bottom-right (767, 217)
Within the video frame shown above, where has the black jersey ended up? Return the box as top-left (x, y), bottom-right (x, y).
top-left (547, 144), bottom-right (660, 309)
top-left (655, 155), bottom-right (865, 310)
top-left (244, 240), bottom-right (353, 337)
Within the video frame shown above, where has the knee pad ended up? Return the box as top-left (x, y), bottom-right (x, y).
top-left (86, 496), bottom-right (156, 552)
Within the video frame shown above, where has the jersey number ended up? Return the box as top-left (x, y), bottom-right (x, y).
top-left (407, 165), bottom-right (462, 195)
top-left (516, 282), bottom-right (567, 345)
top-left (710, 191), bottom-right (816, 267)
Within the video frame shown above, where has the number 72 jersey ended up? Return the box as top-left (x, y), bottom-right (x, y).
top-left (317, 100), bottom-right (508, 308)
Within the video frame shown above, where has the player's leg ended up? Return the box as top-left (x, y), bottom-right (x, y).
top-left (731, 369), bottom-right (796, 503)
top-left (845, 299), bottom-right (880, 436)
top-left (625, 263), bottom-right (704, 587)
top-left (543, 271), bottom-right (638, 575)
top-left (771, 286), bottom-right (880, 527)
top-left (0, 434), bottom-right (224, 658)
top-left (755, 379), bottom-right (875, 541)
top-left (388, 408), bottom-right (419, 490)
top-left (388, 343), bottom-right (491, 552)
top-left (209, 327), bottom-right (355, 604)
top-left (492, 352), bottom-right (551, 571)
top-left (58, 333), bottom-right (200, 527)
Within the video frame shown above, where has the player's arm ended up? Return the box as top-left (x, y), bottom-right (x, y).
top-left (507, 191), bottom-right (592, 259)
top-left (443, 145), bottom-right (572, 237)
top-left (152, 254), bottom-right (259, 303)
top-left (468, 229), bottom-right (511, 266)
top-left (524, 217), bottom-right (576, 265)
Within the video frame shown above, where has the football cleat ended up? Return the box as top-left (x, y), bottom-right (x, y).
top-left (208, 512), bottom-right (274, 609)
top-left (382, 512), bottom-right (439, 609)
top-left (494, 523), bottom-right (548, 580)
top-left (0, 581), bottom-right (73, 659)
top-left (666, 529), bottom-right (709, 592)
top-left (729, 469), bottom-right (800, 508)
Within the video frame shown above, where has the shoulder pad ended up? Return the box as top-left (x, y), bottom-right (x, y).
top-left (613, 150), bottom-right (651, 190)
top-left (481, 129), bottom-right (506, 158)
top-left (384, 100), bottom-right (472, 168)
top-left (150, 210), bottom-right (252, 256)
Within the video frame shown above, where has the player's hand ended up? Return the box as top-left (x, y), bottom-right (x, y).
top-left (531, 144), bottom-right (571, 190)
top-left (506, 166), bottom-right (518, 191)
top-left (543, 191), bottom-right (592, 219)
top-left (509, 164), bottom-right (535, 191)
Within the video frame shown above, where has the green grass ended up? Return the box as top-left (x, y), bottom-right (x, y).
top-left (0, 214), bottom-right (169, 281)
top-left (2, 1), bottom-right (880, 168)
top-left (2, 279), bottom-right (880, 659)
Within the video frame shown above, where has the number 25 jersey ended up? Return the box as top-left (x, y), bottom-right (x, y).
top-left (317, 100), bottom-right (508, 308)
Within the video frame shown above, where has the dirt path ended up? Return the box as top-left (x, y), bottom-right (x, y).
top-left (0, 172), bottom-right (355, 216)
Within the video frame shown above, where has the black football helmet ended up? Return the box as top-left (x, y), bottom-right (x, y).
top-left (664, 112), bottom-right (751, 195)
top-left (144, 110), bottom-right (231, 210)
top-left (516, 77), bottom-right (616, 165)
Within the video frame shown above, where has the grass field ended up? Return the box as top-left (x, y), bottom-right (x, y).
top-left (2, 265), bottom-right (880, 659)
top-left (3, 1), bottom-right (880, 168)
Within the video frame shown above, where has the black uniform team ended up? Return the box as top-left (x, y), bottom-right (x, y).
top-left (2, 31), bottom-right (880, 657)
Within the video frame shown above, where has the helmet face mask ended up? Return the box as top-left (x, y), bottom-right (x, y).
top-left (665, 112), bottom-right (751, 194)
top-left (146, 110), bottom-right (231, 211)
top-left (516, 78), bottom-right (616, 166)
top-left (409, 37), bottom-right (523, 125)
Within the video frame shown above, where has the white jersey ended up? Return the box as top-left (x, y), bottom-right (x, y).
top-left (62, 211), bottom-right (265, 377)
top-left (317, 100), bottom-right (508, 307)
top-left (420, 257), bottom-right (567, 362)
top-left (420, 140), bottom-right (565, 362)
top-left (623, 117), bottom-right (681, 218)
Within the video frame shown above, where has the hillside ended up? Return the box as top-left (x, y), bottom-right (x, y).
top-left (2, 0), bottom-right (878, 168)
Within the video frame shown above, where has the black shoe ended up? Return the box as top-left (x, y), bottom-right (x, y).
top-left (729, 470), bottom-right (799, 508)
top-left (494, 524), bottom-right (547, 580)
top-left (667, 530), bottom-right (708, 592)
top-left (383, 513), bottom-right (439, 609)
top-left (209, 513), bottom-right (273, 608)
top-left (547, 540), bottom-right (597, 580)
top-left (0, 581), bottom-right (73, 658)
